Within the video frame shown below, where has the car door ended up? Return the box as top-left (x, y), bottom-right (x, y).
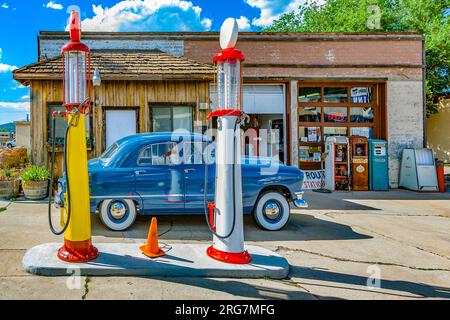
top-left (134, 142), bottom-right (185, 214)
top-left (183, 141), bottom-right (215, 213)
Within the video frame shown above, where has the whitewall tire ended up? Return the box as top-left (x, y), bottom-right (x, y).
top-left (99, 199), bottom-right (137, 231)
top-left (253, 191), bottom-right (290, 231)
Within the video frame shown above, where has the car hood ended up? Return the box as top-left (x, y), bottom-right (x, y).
top-left (88, 158), bottom-right (104, 171)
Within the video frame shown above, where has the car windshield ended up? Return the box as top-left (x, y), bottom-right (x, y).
top-left (100, 143), bottom-right (118, 160)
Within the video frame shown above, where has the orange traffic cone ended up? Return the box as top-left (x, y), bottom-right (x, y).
top-left (139, 217), bottom-right (165, 258)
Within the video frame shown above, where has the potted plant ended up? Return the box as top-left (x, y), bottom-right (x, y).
top-left (21, 165), bottom-right (50, 200)
top-left (0, 166), bottom-right (20, 199)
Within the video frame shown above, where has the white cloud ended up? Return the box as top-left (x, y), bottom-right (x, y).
top-left (21, 95), bottom-right (30, 100)
top-left (0, 48), bottom-right (17, 73)
top-left (1, 3), bottom-right (8, 9)
top-left (0, 101), bottom-right (30, 113)
top-left (245, 0), bottom-right (324, 27)
top-left (44, 1), bottom-right (63, 10)
top-left (0, 63), bottom-right (16, 72)
top-left (236, 16), bottom-right (251, 31)
top-left (78, 0), bottom-right (212, 32)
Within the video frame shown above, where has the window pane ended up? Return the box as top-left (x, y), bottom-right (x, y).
top-left (350, 107), bottom-right (374, 123)
top-left (48, 105), bottom-right (90, 146)
top-left (299, 126), bottom-right (321, 143)
top-left (299, 145), bottom-right (322, 162)
top-left (183, 141), bottom-right (205, 164)
top-left (299, 87), bottom-right (321, 102)
top-left (138, 142), bottom-right (178, 166)
top-left (101, 143), bottom-right (118, 159)
top-left (324, 87), bottom-right (347, 103)
top-left (350, 87), bottom-right (373, 103)
top-left (299, 107), bottom-right (321, 122)
top-left (152, 108), bottom-right (172, 132)
top-left (173, 107), bottom-right (192, 132)
top-left (350, 127), bottom-right (373, 139)
top-left (324, 127), bottom-right (348, 141)
top-left (324, 107), bottom-right (347, 122)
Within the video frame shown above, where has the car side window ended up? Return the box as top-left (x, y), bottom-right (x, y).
top-left (137, 142), bottom-right (179, 166)
top-left (183, 141), bottom-right (215, 164)
top-left (183, 141), bottom-right (204, 164)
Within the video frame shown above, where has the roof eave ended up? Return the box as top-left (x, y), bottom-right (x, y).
top-left (13, 73), bottom-right (214, 82)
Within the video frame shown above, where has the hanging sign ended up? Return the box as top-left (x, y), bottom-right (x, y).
top-left (302, 170), bottom-right (325, 190)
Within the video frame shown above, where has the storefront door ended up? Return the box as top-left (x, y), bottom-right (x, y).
top-left (105, 109), bottom-right (138, 149)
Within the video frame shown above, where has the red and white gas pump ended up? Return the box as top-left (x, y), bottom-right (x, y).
top-left (206, 18), bottom-right (251, 264)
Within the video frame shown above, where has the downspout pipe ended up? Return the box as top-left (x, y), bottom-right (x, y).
top-left (422, 35), bottom-right (427, 148)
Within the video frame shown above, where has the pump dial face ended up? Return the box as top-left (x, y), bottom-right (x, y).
top-left (220, 18), bottom-right (239, 49)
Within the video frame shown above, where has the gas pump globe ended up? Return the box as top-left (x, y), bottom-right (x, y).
top-left (206, 18), bottom-right (251, 264)
top-left (214, 48), bottom-right (244, 112)
top-left (62, 12), bottom-right (90, 111)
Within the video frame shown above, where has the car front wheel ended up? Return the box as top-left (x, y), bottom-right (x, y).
top-left (6, 144), bottom-right (12, 148)
top-left (99, 199), bottom-right (137, 231)
top-left (253, 191), bottom-right (290, 231)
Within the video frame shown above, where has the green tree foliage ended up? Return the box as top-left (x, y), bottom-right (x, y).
top-left (264, 0), bottom-right (450, 115)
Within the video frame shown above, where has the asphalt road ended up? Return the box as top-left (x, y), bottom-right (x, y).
top-left (0, 190), bottom-right (449, 300)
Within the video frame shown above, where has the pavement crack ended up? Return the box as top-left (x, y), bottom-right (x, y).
top-left (319, 212), bottom-right (450, 262)
top-left (81, 276), bottom-right (91, 300)
top-left (267, 277), bottom-right (321, 300)
top-left (275, 246), bottom-right (450, 272)
top-left (0, 201), bottom-right (13, 213)
top-left (159, 219), bottom-right (174, 238)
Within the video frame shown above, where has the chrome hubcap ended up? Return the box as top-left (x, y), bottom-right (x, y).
top-left (264, 201), bottom-right (281, 220)
top-left (110, 201), bottom-right (127, 220)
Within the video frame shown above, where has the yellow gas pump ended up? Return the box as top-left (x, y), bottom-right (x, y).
top-left (48, 11), bottom-right (98, 263)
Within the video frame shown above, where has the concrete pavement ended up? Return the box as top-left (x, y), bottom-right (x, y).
top-left (0, 189), bottom-right (449, 300)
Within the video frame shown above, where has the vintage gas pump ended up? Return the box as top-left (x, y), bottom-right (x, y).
top-left (205, 18), bottom-right (251, 264)
top-left (49, 11), bottom-right (98, 263)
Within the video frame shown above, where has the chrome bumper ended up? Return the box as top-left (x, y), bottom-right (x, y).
top-left (293, 191), bottom-right (308, 208)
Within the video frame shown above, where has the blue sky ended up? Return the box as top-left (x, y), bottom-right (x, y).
top-left (0, 0), bottom-right (311, 125)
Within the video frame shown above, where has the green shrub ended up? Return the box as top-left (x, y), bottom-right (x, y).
top-left (20, 166), bottom-right (49, 182)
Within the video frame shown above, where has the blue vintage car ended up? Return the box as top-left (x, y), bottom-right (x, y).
top-left (59, 132), bottom-right (307, 231)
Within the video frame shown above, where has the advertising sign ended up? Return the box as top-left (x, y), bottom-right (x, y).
top-left (302, 170), bottom-right (325, 190)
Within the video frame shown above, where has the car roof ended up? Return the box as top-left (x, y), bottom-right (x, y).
top-left (115, 132), bottom-right (208, 146)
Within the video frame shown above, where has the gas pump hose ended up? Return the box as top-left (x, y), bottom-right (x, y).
top-left (47, 116), bottom-right (72, 235)
top-left (203, 118), bottom-right (239, 239)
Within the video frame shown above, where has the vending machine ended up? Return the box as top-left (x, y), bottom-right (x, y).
top-left (369, 139), bottom-right (389, 191)
top-left (325, 136), bottom-right (350, 191)
top-left (399, 148), bottom-right (439, 191)
top-left (350, 136), bottom-right (369, 191)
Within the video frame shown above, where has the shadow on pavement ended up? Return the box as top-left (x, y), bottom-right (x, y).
top-left (289, 265), bottom-right (450, 299)
top-left (92, 212), bottom-right (372, 242)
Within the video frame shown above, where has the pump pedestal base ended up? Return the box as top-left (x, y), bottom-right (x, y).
top-left (23, 243), bottom-right (289, 279)
top-left (206, 246), bottom-right (252, 264)
top-left (57, 239), bottom-right (98, 263)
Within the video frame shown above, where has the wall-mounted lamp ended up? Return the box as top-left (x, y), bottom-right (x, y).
top-left (92, 67), bottom-right (101, 105)
top-left (93, 67), bottom-right (101, 87)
